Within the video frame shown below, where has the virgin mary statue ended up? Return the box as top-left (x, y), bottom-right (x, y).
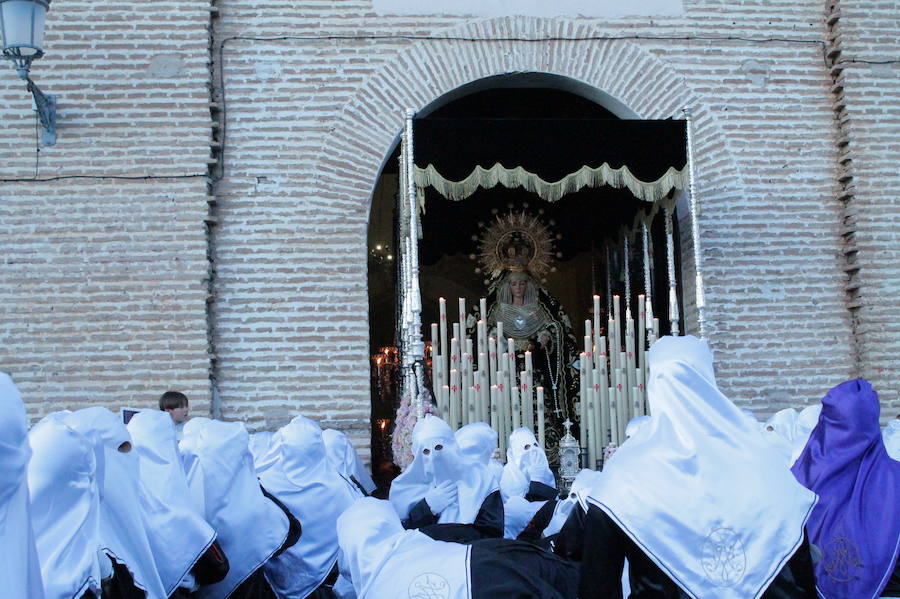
top-left (477, 212), bottom-right (579, 461)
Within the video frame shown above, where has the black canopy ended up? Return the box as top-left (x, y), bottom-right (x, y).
top-left (412, 118), bottom-right (687, 202)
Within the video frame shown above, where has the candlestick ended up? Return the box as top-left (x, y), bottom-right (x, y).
top-left (521, 370), bottom-right (533, 432)
top-left (510, 367), bottom-right (521, 430)
top-left (433, 355), bottom-right (443, 417)
top-left (592, 367), bottom-right (603, 464)
top-left (461, 352), bottom-right (471, 427)
top-left (458, 297), bottom-right (467, 342)
top-left (490, 384), bottom-right (500, 442)
top-left (477, 319), bottom-right (487, 368)
top-left (616, 361), bottom-right (627, 441)
top-left (439, 298), bottom-right (449, 389)
top-left (637, 293), bottom-right (646, 374)
top-left (468, 382), bottom-right (477, 427)
top-left (440, 385), bottom-right (450, 421)
top-left (488, 337), bottom-right (498, 390)
top-left (625, 316), bottom-right (636, 424)
top-left (608, 318), bottom-right (617, 374)
top-left (536, 386), bottom-right (546, 449)
top-left (578, 352), bottom-right (594, 467)
top-left (450, 336), bottom-right (460, 383)
top-left (497, 366), bottom-right (510, 454)
top-left (624, 235), bottom-right (631, 318)
top-left (598, 341), bottom-right (610, 447)
top-left (450, 368), bottom-right (461, 430)
top-left (608, 378), bottom-right (619, 447)
top-left (593, 294), bottom-right (602, 367)
top-left (635, 367), bottom-right (646, 416)
top-left (478, 355), bottom-right (489, 422)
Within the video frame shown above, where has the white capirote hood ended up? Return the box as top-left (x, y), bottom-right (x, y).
top-left (128, 409), bottom-right (216, 596)
top-left (323, 428), bottom-right (376, 494)
top-left (885, 419), bottom-right (900, 461)
top-left (585, 336), bottom-right (817, 599)
top-left (0, 372), bottom-right (45, 599)
top-left (456, 421), bottom-right (504, 480)
top-left (180, 418), bottom-right (290, 599)
top-left (762, 408), bottom-right (798, 466)
top-left (500, 427), bottom-right (555, 502)
top-left (389, 414), bottom-right (499, 524)
top-left (28, 416), bottom-right (103, 599)
top-left (790, 404), bottom-right (822, 465)
top-left (65, 407), bottom-right (167, 599)
top-left (260, 415), bottom-right (359, 599)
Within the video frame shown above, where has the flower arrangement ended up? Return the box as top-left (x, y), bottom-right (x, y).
top-left (391, 389), bottom-right (435, 469)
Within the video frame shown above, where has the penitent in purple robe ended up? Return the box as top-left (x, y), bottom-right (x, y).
top-left (791, 378), bottom-right (900, 599)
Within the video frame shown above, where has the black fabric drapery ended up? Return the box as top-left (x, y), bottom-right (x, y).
top-left (412, 118), bottom-right (687, 203)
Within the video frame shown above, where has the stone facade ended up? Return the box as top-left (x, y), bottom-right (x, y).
top-left (1, 0), bottom-right (898, 449)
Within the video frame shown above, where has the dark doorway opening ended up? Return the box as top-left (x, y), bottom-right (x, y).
top-left (367, 83), bottom-right (685, 483)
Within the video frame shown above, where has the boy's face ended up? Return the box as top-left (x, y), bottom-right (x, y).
top-left (166, 405), bottom-right (189, 423)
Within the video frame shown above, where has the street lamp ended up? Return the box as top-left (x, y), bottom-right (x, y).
top-left (1, 0), bottom-right (56, 145)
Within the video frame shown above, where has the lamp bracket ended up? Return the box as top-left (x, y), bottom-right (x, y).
top-left (26, 77), bottom-right (56, 146)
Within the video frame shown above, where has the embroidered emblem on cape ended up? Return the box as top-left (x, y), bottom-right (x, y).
top-left (700, 528), bottom-right (746, 587)
top-left (408, 572), bottom-right (451, 599)
top-left (823, 535), bottom-right (862, 582)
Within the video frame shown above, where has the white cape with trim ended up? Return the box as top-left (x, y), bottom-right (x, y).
top-left (338, 498), bottom-right (471, 599)
top-left (584, 336), bottom-right (817, 599)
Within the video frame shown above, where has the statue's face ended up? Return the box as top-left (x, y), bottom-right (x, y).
top-left (508, 277), bottom-right (527, 300)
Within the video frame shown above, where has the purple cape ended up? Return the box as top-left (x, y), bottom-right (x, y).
top-left (791, 379), bottom-right (900, 599)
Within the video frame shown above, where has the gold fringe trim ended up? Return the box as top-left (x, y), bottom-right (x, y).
top-left (414, 162), bottom-right (688, 204)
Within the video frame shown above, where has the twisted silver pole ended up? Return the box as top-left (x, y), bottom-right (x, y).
top-left (405, 109), bottom-right (426, 418)
top-left (642, 221), bottom-right (654, 332)
top-left (665, 206), bottom-right (680, 336)
top-left (683, 107), bottom-right (707, 339)
top-left (623, 234), bottom-right (631, 318)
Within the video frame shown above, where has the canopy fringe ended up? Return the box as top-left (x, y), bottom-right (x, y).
top-left (414, 162), bottom-right (688, 204)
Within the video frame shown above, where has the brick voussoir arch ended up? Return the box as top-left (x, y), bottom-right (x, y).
top-left (324, 17), bottom-right (742, 205)
top-left (320, 15), bottom-right (744, 331)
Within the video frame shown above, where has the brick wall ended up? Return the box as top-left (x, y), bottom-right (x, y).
top-left (210, 0), bottom-right (857, 438)
top-left (2, 0), bottom-right (897, 440)
top-left (831, 0), bottom-right (900, 418)
top-left (0, 1), bottom-right (214, 420)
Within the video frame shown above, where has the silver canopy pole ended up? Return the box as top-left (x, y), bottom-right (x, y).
top-left (683, 107), bottom-right (707, 339)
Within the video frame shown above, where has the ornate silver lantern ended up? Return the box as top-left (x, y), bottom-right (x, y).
top-left (558, 418), bottom-right (579, 492)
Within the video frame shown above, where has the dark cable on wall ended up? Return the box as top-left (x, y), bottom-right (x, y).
top-left (4, 32), bottom-right (895, 184)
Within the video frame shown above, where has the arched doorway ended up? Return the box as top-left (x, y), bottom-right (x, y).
top-left (367, 74), bottom-right (687, 484)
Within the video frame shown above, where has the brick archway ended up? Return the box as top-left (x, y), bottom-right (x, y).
top-left (317, 17), bottom-right (743, 339)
